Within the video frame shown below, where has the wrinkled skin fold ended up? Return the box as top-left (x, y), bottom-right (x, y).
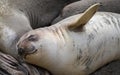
top-left (0, 51), bottom-right (51, 75)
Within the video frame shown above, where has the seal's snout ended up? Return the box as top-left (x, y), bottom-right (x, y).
top-left (17, 45), bottom-right (36, 56)
top-left (17, 40), bottom-right (37, 56)
top-left (17, 34), bottom-right (39, 57)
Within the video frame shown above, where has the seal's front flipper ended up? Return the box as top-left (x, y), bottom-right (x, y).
top-left (68, 3), bottom-right (100, 31)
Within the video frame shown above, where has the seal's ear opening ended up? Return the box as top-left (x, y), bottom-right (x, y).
top-left (68, 3), bottom-right (100, 31)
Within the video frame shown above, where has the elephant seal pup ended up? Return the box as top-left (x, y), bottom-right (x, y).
top-left (17, 4), bottom-right (120, 75)
top-left (0, 0), bottom-right (32, 58)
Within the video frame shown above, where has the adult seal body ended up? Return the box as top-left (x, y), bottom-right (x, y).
top-left (17, 4), bottom-right (120, 75)
top-left (0, 0), bottom-right (32, 57)
top-left (9, 0), bottom-right (79, 28)
top-left (53, 0), bottom-right (120, 23)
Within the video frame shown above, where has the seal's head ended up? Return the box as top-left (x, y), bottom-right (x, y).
top-left (17, 28), bottom-right (61, 67)
top-left (17, 30), bottom-right (40, 57)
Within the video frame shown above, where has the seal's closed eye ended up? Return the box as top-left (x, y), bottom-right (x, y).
top-left (27, 34), bottom-right (38, 41)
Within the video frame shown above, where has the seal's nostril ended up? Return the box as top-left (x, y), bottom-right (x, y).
top-left (18, 47), bottom-right (25, 55)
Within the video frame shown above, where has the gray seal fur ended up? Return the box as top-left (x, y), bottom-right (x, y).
top-left (0, 0), bottom-right (32, 58)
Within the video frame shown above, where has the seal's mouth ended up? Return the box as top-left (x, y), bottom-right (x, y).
top-left (18, 46), bottom-right (37, 58)
top-left (26, 49), bottom-right (37, 54)
top-left (24, 49), bottom-right (38, 59)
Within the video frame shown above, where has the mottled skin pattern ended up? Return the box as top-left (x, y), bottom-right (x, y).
top-left (51, 0), bottom-right (120, 75)
top-left (17, 7), bottom-right (120, 75)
